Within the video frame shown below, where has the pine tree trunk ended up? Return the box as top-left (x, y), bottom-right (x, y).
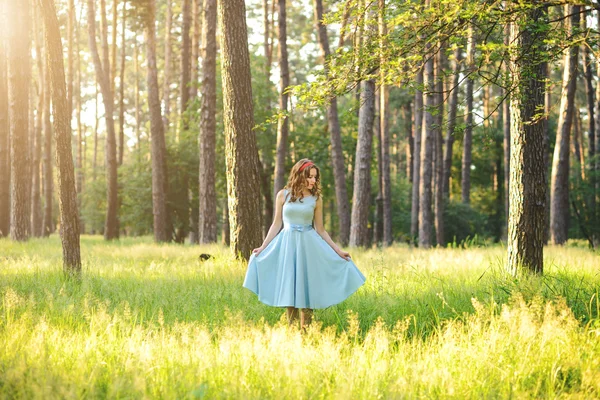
top-left (68, 0), bottom-right (74, 125)
top-left (411, 69), bottom-right (423, 240)
top-left (31, 21), bottom-right (43, 237)
top-left (76, 15), bottom-right (84, 234)
top-left (190, 0), bottom-right (201, 102)
top-left (87, 0), bottom-right (119, 240)
top-left (144, 0), bottom-right (169, 243)
top-left (272, 0), bottom-right (290, 200)
top-left (550, 5), bottom-right (579, 245)
top-left (374, 93), bottom-right (383, 245)
top-left (507, 4), bottom-right (548, 275)
top-left (118, 1), bottom-right (126, 166)
top-left (134, 38), bottom-right (141, 151)
top-left (162, 0), bottom-right (172, 131)
top-left (434, 46), bottom-right (445, 247)
top-left (38, 0), bottom-right (82, 273)
top-left (42, 43), bottom-right (53, 237)
top-left (443, 46), bottom-right (462, 199)
top-left (503, 13), bottom-right (511, 241)
top-left (403, 102), bottom-right (413, 183)
top-left (461, 23), bottom-right (475, 205)
top-left (314, 0), bottom-right (350, 246)
top-left (418, 39), bottom-right (434, 248)
top-left (198, 0), bottom-right (217, 244)
top-left (7, 0), bottom-right (31, 241)
top-left (0, 26), bottom-right (10, 237)
top-left (218, 0), bottom-right (263, 259)
top-left (379, 0), bottom-right (392, 246)
top-left (349, 79), bottom-right (375, 248)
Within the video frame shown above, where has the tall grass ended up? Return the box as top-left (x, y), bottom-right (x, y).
top-left (1, 236), bottom-right (599, 398)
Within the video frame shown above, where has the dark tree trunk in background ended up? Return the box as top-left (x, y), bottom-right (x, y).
top-left (461, 23), bottom-right (475, 205)
top-left (403, 102), bottom-right (413, 183)
top-left (0, 27), bottom-right (9, 238)
top-left (42, 37), bottom-right (53, 237)
top-left (162, 0), bottom-right (172, 131)
top-left (550, 5), bottom-right (579, 245)
top-left (198, 0), bottom-right (217, 244)
top-left (507, 4), bottom-right (548, 275)
top-left (349, 79), bottom-right (375, 248)
top-left (7, 0), bottom-right (31, 241)
top-left (87, 0), bottom-right (119, 240)
top-left (118, 1), bottom-right (126, 166)
top-left (379, 0), bottom-right (392, 246)
top-left (443, 46), bottom-right (462, 199)
top-left (218, 0), bottom-right (263, 259)
top-left (434, 45), bottom-right (445, 247)
top-left (31, 20), bottom-right (43, 238)
top-left (144, 0), bottom-right (169, 242)
top-left (503, 12), bottom-right (511, 240)
top-left (314, 0), bottom-right (350, 246)
top-left (38, 0), bottom-right (82, 273)
top-left (411, 69), bottom-right (423, 241)
top-left (273, 0), bottom-right (290, 202)
top-left (418, 36), bottom-right (434, 248)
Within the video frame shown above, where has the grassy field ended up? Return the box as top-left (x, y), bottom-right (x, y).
top-left (1, 236), bottom-right (600, 398)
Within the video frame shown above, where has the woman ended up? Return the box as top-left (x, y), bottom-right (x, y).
top-left (243, 159), bottom-right (366, 330)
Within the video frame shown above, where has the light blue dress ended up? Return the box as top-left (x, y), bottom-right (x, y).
top-left (243, 189), bottom-right (366, 309)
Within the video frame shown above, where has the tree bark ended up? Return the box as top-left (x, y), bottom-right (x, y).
top-left (418, 38), bottom-right (434, 248)
top-left (314, 0), bottom-right (350, 246)
top-left (503, 13), bottom-right (510, 241)
top-left (507, 5), bottom-right (548, 275)
top-left (272, 0), bottom-right (290, 201)
top-left (0, 20), bottom-right (10, 237)
top-left (379, 0), bottom-right (392, 246)
top-left (118, 0), bottom-right (126, 166)
top-left (461, 23), bottom-right (475, 205)
top-left (87, 0), bottom-right (119, 240)
top-left (68, 0), bottom-right (75, 125)
top-left (38, 0), bottom-right (82, 274)
top-left (198, 0), bottom-right (217, 244)
top-left (403, 102), bottom-right (413, 183)
top-left (218, 0), bottom-right (263, 259)
top-left (443, 46), bottom-right (462, 199)
top-left (349, 79), bottom-right (375, 248)
top-left (42, 39), bottom-right (53, 237)
top-left (144, 0), bottom-right (169, 243)
top-left (76, 14), bottom-right (84, 234)
top-left (162, 0), bottom-right (172, 131)
top-left (550, 5), bottom-right (579, 245)
top-left (31, 18), bottom-right (43, 238)
top-left (7, 0), bottom-right (31, 241)
top-left (411, 69), bottom-right (423, 240)
top-left (581, 13), bottom-right (596, 232)
top-left (434, 45), bottom-right (445, 246)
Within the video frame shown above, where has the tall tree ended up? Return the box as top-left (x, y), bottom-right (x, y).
top-left (550, 5), bottom-right (579, 245)
top-left (143, 0), bottom-right (169, 242)
top-left (37, 0), bottom-right (82, 274)
top-left (272, 0), bottom-right (290, 201)
top-left (0, 13), bottom-right (9, 238)
top-left (162, 0), bottom-right (173, 131)
top-left (68, 0), bottom-right (75, 121)
top-left (379, 0), bottom-right (392, 246)
top-left (7, 0), bottom-right (31, 241)
top-left (434, 45), bottom-right (445, 246)
top-left (418, 22), bottom-right (434, 249)
top-left (581, 12), bottom-right (596, 231)
top-left (411, 68), bottom-right (423, 240)
top-left (443, 46), bottom-right (462, 198)
top-left (313, 0), bottom-right (351, 246)
top-left (507, 4), bottom-right (548, 275)
top-left (31, 16), bottom-right (44, 238)
top-left (461, 22), bottom-right (475, 204)
top-left (349, 79), bottom-right (376, 247)
top-left (503, 10), bottom-right (510, 240)
top-left (218, 0), bottom-right (263, 259)
top-left (198, 0), bottom-right (217, 244)
top-left (42, 32), bottom-right (53, 237)
top-left (118, 0), bottom-right (126, 166)
top-left (87, 0), bottom-right (119, 240)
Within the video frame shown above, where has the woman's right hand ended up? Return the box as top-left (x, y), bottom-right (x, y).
top-left (252, 246), bottom-right (265, 256)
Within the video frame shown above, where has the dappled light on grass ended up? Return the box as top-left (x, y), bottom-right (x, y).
top-left (1, 236), bottom-right (599, 397)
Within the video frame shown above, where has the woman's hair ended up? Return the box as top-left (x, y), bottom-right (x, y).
top-left (284, 159), bottom-right (321, 202)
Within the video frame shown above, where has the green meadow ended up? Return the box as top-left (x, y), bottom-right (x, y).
top-left (1, 236), bottom-right (600, 398)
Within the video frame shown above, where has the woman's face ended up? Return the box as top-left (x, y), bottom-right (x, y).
top-left (305, 168), bottom-right (317, 190)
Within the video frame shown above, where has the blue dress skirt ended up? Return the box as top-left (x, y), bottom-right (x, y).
top-left (243, 190), bottom-right (366, 309)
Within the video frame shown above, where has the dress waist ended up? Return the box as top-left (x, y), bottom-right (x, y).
top-left (283, 223), bottom-right (313, 232)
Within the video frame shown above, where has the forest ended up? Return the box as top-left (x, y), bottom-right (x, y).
top-left (1, 0), bottom-right (600, 397)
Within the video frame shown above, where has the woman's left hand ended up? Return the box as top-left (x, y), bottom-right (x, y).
top-left (336, 249), bottom-right (351, 261)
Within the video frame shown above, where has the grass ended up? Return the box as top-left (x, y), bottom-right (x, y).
top-left (1, 235), bottom-right (600, 398)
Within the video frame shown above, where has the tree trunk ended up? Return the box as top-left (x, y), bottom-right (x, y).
top-left (461, 23), bottom-right (475, 205)
top-left (434, 45), bottom-right (445, 247)
top-left (411, 69), bottom-right (423, 240)
top-left (118, 0), bottom-right (126, 166)
top-left (111, 0), bottom-right (118, 90)
top-left (443, 46), bottom-right (462, 199)
top-left (162, 0), bottom-right (172, 132)
top-left (374, 92), bottom-right (383, 245)
top-left (144, 0), bottom-right (169, 243)
top-left (581, 13), bottom-right (596, 234)
top-left (0, 24), bottom-right (10, 237)
top-left (190, 0), bottom-right (201, 102)
top-left (503, 13), bottom-right (510, 241)
top-left (87, 0), bottom-right (119, 240)
top-left (314, 0), bottom-right (350, 246)
top-left (68, 0), bottom-right (74, 125)
top-left (134, 37), bottom-right (141, 151)
top-left (76, 14), bottom-right (84, 234)
top-left (38, 0), bottom-right (82, 274)
top-left (379, 0), bottom-right (392, 246)
top-left (7, 0), bottom-right (31, 241)
top-left (403, 102), bottom-right (413, 183)
top-left (349, 79), bottom-right (375, 248)
top-left (418, 39), bottom-right (434, 248)
top-left (543, 62), bottom-right (550, 244)
top-left (42, 40), bottom-right (53, 237)
top-left (550, 5), bottom-right (579, 245)
top-left (31, 19), bottom-right (43, 238)
top-left (507, 4), bottom-right (548, 275)
top-left (272, 0), bottom-right (290, 201)
top-left (198, 0), bottom-right (217, 244)
top-left (218, 0), bottom-right (263, 259)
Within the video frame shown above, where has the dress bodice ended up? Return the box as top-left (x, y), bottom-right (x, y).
top-left (282, 189), bottom-right (316, 227)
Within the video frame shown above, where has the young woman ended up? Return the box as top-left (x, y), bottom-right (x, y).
top-left (243, 159), bottom-right (366, 330)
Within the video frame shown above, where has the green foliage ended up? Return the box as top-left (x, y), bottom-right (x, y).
top-left (444, 199), bottom-right (490, 246)
top-left (81, 177), bottom-right (107, 235)
top-left (119, 146), bottom-right (154, 236)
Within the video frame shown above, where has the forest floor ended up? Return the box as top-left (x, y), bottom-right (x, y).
top-left (1, 236), bottom-right (599, 398)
